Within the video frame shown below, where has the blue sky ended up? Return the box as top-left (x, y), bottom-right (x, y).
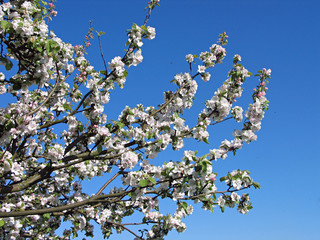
top-left (48, 0), bottom-right (320, 239)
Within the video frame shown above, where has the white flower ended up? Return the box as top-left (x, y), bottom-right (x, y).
top-left (193, 127), bottom-right (209, 140)
top-left (0, 84), bottom-right (6, 94)
top-left (76, 56), bottom-right (86, 65)
top-left (231, 192), bottom-right (240, 202)
top-left (109, 56), bottom-right (123, 70)
top-left (3, 160), bottom-right (11, 172)
top-left (147, 229), bottom-right (155, 238)
top-left (97, 126), bottom-right (110, 137)
top-left (127, 50), bottom-right (143, 66)
top-left (231, 138), bottom-right (243, 149)
top-left (47, 144), bottom-right (64, 163)
top-left (147, 26), bottom-right (156, 39)
top-left (37, 21), bottom-right (48, 34)
top-left (78, 216), bottom-right (86, 229)
top-left (120, 151), bottom-right (138, 169)
top-left (97, 209), bottom-right (112, 224)
top-left (66, 64), bottom-right (74, 73)
top-left (217, 196), bottom-right (225, 207)
top-left (233, 54), bottom-right (242, 62)
top-left (197, 65), bottom-right (206, 73)
top-left (242, 130), bottom-right (257, 143)
top-left (263, 68), bottom-right (271, 76)
top-left (21, 1), bottom-right (33, 10)
top-left (231, 106), bottom-right (243, 122)
top-left (185, 54), bottom-right (194, 63)
top-left (201, 72), bottom-right (211, 82)
top-left (145, 211), bottom-right (162, 221)
top-left (175, 97), bottom-right (183, 107)
top-left (232, 179), bottom-right (242, 190)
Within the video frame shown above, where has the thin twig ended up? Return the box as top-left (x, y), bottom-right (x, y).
top-left (144, 8), bottom-right (152, 26)
top-left (106, 220), bottom-right (143, 239)
top-left (98, 33), bottom-right (108, 75)
top-left (210, 117), bottom-right (232, 125)
top-left (96, 172), bottom-right (121, 195)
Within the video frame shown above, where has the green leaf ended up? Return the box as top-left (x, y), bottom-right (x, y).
top-left (97, 145), bottom-right (102, 153)
top-left (127, 109), bottom-right (134, 115)
top-left (162, 126), bottom-right (171, 132)
top-left (105, 123), bottom-right (112, 130)
top-left (208, 203), bottom-right (214, 213)
top-left (140, 25), bottom-right (148, 31)
top-left (0, 20), bottom-right (10, 30)
top-left (78, 124), bottom-right (84, 132)
top-left (5, 60), bottom-right (13, 71)
top-left (200, 154), bottom-right (209, 161)
top-left (97, 31), bottom-right (105, 36)
top-left (4, 121), bottom-right (14, 131)
top-left (100, 70), bottom-right (107, 75)
top-left (0, 219), bottom-right (4, 227)
top-left (139, 179), bottom-right (148, 187)
top-left (203, 138), bottom-right (209, 144)
top-left (36, 46), bottom-right (43, 52)
top-left (148, 177), bottom-right (156, 185)
top-left (46, 40), bottom-right (52, 53)
top-left (43, 213), bottom-right (50, 220)
top-left (221, 206), bottom-right (225, 213)
top-left (104, 229), bottom-right (112, 238)
top-left (180, 201), bottom-right (188, 212)
top-left (117, 122), bottom-right (125, 129)
top-left (252, 182), bottom-right (261, 189)
top-left (63, 103), bottom-right (72, 112)
top-left (220, 176), bottom-right (227, 182)
top-left (146, 132), bottom-right (153, 139)
top-left (0, 57), bottom-right (13, 71)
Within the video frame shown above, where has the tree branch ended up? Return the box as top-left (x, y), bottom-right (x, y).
top-left (96, 172), bottom-right (121, 195)
top-left (106, 220), bottom-right (143, 239)
top-left (0, 191), bottom-right (128, 218)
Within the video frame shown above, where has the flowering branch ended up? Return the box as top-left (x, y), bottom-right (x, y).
top-left (0, 0), bottom-right (270, 239)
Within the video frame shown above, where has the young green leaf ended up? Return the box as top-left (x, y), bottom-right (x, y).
top-left (139, 179), bottom-right (149, 187)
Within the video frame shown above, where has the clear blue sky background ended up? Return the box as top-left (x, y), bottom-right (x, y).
top-left (47, 0), bottom-right (320, 239)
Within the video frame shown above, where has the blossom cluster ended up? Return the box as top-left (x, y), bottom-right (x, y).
top-left (217, 170), bottom-right (260, 214)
